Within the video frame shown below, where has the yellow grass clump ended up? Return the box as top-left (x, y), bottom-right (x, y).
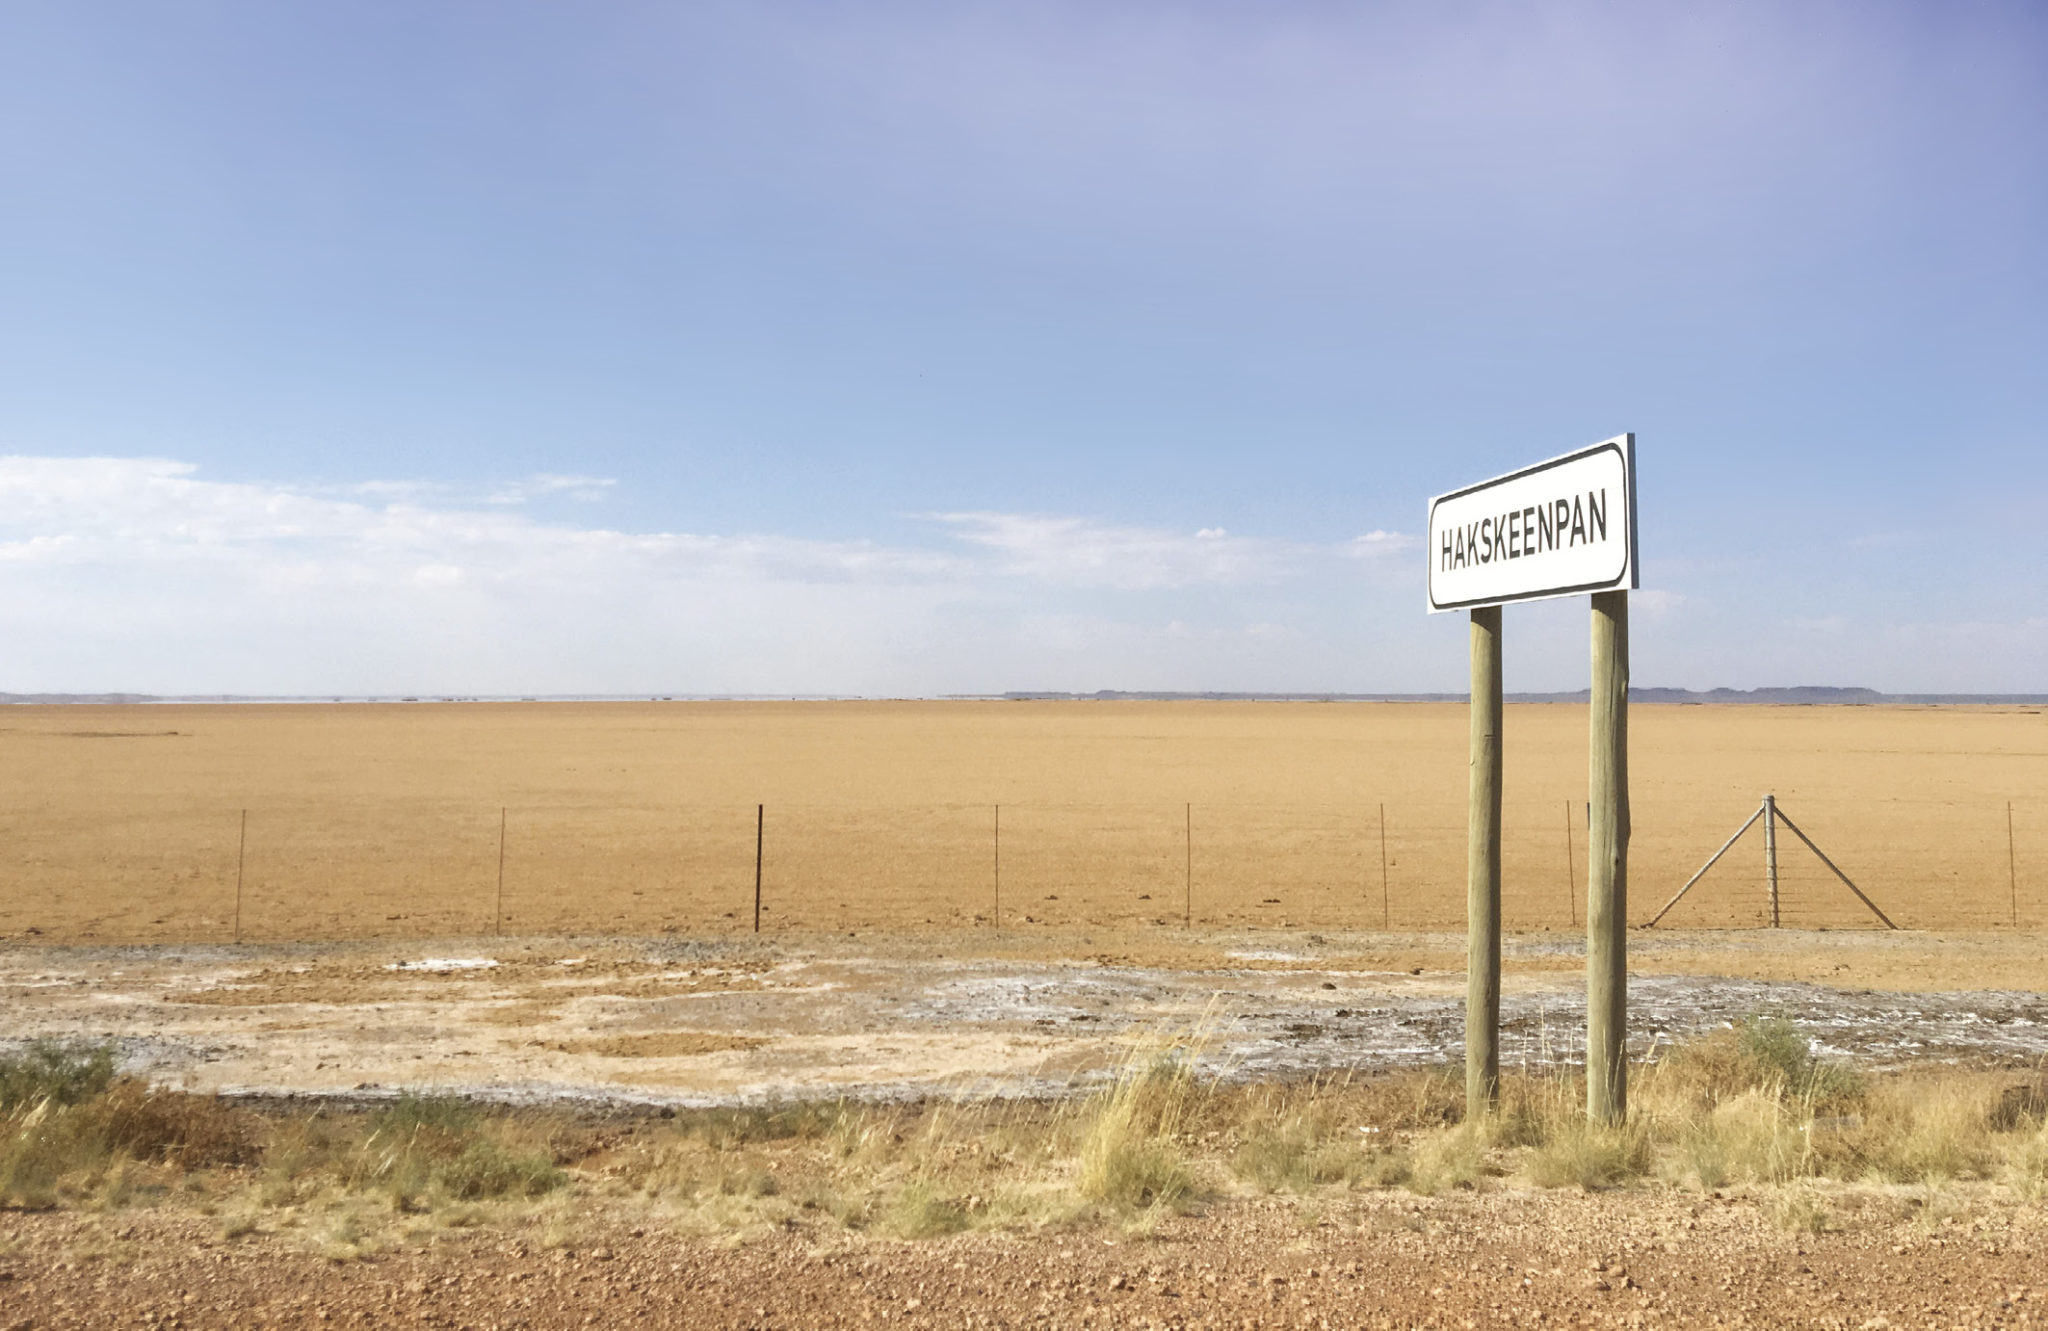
top-left (8, 1028), bottom-right (2048, 1249)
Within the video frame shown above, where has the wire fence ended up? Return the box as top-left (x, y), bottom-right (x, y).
top-left (0, 797), bottom-right (2038, 943)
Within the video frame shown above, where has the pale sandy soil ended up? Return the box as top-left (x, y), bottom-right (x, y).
top-left (4, 929), bottom-right (2044, 1107)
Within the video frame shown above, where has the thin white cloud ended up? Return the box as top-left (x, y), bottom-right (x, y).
top-left (928, 511), bottom-right (1339, 590)
top-left (13, 455), bottom-right (2029, 695)
top-left (0, 456), bottom-right (1420, 694)
top-left (925, 509), bottom-right (1409, 589)
top-left (0, 457), bottom-right (956, 586)
top-left (484, 474), bottom-right (618, 505)
top-left (1631, 588), bottom-right (1688, 617)
top-left (1342, 530), bottom-right (1418, 559)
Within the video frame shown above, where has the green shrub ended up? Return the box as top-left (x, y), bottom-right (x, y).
top-left (437, 1137), bottom-right (565, 1200)
top-left (1654, 1017), bottom-right (1863, 1113)
top-left (353, 1095), bottom-right (563, 1207)
top-left (1231, 1118), bottom-right (1369, 1193)
top-left (0, 1043), bottom-right (116, 1110)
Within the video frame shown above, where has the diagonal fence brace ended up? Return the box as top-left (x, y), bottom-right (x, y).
top-left (1771, 805), bottom-right (1899, 930)
top-left (1645, 802), bottom-right (1766, 928)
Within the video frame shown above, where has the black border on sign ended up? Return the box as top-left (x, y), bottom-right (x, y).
top-left (1425, 436), bottom-right (1636, 612)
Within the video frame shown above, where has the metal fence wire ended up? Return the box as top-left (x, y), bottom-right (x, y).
top-left (0, 798), bottom-right (2036, 943)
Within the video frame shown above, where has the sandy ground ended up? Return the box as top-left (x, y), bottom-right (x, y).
top-left (5, 930), bottom-right (2045, 1107)
top-left (2, 701), bottom-right (2043, 941)
top-left (3, 1185), bottom-right (2043, 1329)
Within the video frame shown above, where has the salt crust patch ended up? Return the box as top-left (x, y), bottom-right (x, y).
top-left (386, 958), bottom-right (499, 973)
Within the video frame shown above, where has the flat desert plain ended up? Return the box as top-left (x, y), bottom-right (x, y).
top-left (0, 700), bottom-right (2042, 942)
top-left (6, 701), bottom-right (2048, 1330)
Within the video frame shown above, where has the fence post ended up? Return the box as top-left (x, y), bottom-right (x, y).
top-left (754, 804), bottom-right (764, 934)
top-left (1764, 793), bottom-right (1780, 928)
top-left (2010, 801), bottom-right (2019, 928)
top-left (993, 804), bottom-right (1001, 928)
top-left (1564, 799), bottom-right (1577, 927)
top-left (1378, 802), bottom-right (1390, 929)
top-left (1184, 802), bottom-right (1192, 927)
top-left (233, 808), bottom-right (247, 944)
top-left (495, 807), bottom-right (507, 935)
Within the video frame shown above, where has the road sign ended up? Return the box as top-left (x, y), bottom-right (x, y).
top-left (1426, 434), bottom-right (1637, 612)
top-left (1424, 432), bottom-right (1639, 1126)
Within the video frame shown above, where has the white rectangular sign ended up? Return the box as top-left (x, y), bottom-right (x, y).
top-left (1426, 434), bottom-right (1638, 612)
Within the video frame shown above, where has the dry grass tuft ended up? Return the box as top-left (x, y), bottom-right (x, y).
top-left (340, 1095), bottom-right (567, 1210)
top-left (1855, 1077), bottom-right (2000, 1184)
top-left (0, 1044), bottom-right (258, 1209)
top-left (13, 1026), bottom-right (2048, 1243)
top-left (1523, 1120), bottom-right (1652, 1190)
top-left (1075, 1039), bottom-right (1204, 1215)
top-left (1769, 1188), bottom-right (1834, 1233)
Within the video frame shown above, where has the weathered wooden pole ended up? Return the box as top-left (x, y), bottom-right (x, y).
top-left (1763, 793), bottom-right (1780, 928)
top-left (1467, 605), bottom-right (1503, 1117)
top-left (233, 808), bottom-right (248, 945)
top-left (1378, 802), bottom-right (1390, 929)
top-left (495, 806), bottom-right (507, 935)
top-left (1563, 799), bottom-right (1577, 927)
top-left (993, 804), bottom-right (1001, 928)
top-left (2008, 801), bottom-right (2018, 928)
top-left (1586, 590), bottom-right (1629, 1124)
top-left (753, 803), bottom-right (764, 934)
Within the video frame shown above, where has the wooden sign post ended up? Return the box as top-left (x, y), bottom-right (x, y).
top-left (1428, 435), bottom-right (1639, 1123)
top-left (1466, 606), bottom-right (1503, 1110)
top-left (1586, 589), bottom-right (1629, 1122)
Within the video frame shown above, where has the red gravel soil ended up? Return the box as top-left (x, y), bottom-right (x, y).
top-left (2, 1189), bottom-right (2040, 1330)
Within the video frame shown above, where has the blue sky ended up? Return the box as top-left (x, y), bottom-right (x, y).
top-left (1, 2), bottom-right (2042, 695)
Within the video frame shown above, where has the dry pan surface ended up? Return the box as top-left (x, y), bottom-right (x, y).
top-left (1, 700), bottom-right (2043, 940)
top-left (5, 930), bottom-right (2046, 1107)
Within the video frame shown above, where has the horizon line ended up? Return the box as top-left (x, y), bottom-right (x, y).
top-left (3, 687), bottom-right (2044, 707)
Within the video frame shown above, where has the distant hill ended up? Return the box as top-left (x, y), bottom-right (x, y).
top-left (1512, 686), bottom-right (2048, 705)
top-left (1003, 687), bottom-right (2048, 705)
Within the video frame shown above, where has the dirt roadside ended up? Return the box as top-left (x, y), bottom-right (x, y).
top-left (6, 927), bottom-right (2047, 1328)
top-left (2, 1187), bottom-right (2041, 1329)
